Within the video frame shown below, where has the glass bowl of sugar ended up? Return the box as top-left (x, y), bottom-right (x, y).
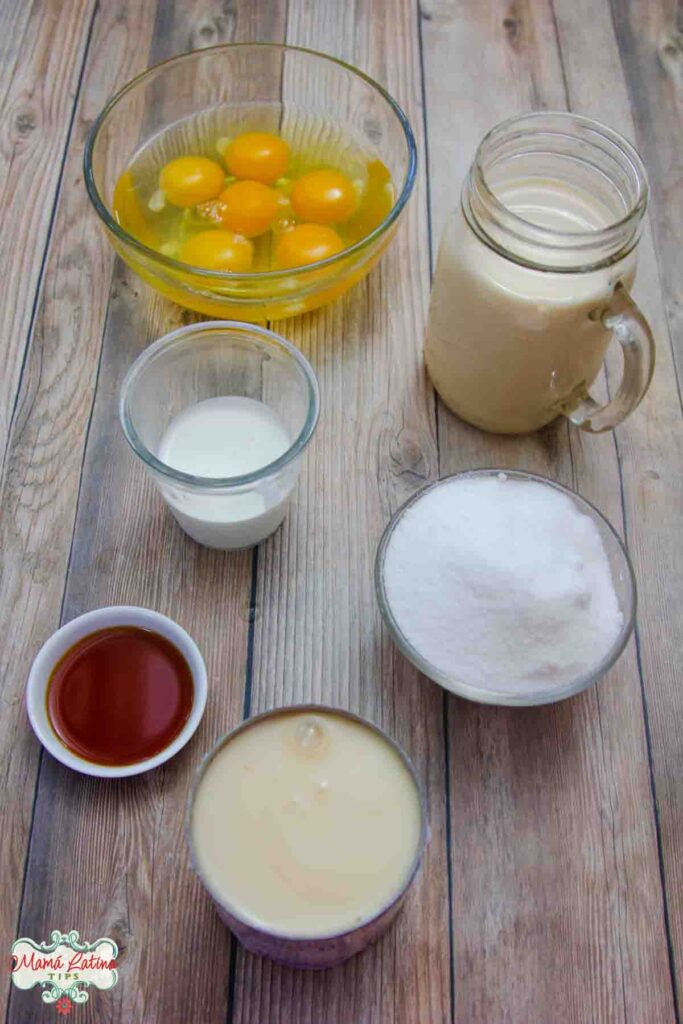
top-left (375, 469), bottom-right (636, 706)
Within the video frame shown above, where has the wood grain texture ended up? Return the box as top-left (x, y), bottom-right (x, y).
top-left (0, 1), bottom-right (681, 1022)
top-left (10, 277), bottom-right (253, 1024)
top-left (0, 4), bottom-right (160, 1021)
top-left (420, 0), bottom-right (678, 1020)
top-left (0, 0), bottom-right (95, 471)
top-left (608, 0), bottom-right (683, 375)
top-left (573, 0), bottom-right (683, 1005)
top-left (229, 1), bottom-right (452, 1022)
top-left (6, 2), bottom-right (288, 1022)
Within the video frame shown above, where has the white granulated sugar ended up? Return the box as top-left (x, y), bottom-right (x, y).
top-left (383, 475), bottom-right (623, 694)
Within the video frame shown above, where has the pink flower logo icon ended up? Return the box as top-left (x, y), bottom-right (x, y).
top-left (55, 995), bottom-right (73, 1016)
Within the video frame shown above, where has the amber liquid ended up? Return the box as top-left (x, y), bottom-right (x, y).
top-left (46, 626), bottom-right (194, 766)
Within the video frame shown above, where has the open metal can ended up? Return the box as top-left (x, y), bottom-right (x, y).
top-left (186, 704), bottom-right (428, 969)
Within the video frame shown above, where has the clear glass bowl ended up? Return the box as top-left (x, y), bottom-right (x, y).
top-left (375, 469), bottom-right (637, 707)
top-left (85, 44), bottom-right (417, 321)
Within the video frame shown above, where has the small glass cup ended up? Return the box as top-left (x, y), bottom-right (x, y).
top-left (120, 321), bottom-right (319, 549)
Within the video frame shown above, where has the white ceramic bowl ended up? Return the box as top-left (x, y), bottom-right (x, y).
top-left (26, 606), bottom-right (207, 778)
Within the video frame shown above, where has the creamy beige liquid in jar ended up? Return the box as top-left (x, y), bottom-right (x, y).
top-left (425, 113), bottom-right (655, 435)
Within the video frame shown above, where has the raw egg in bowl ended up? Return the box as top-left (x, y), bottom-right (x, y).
top-left (84, 44), bottom-right (417, 321)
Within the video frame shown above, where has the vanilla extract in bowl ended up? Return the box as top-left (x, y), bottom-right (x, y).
top-left (46, 626), bottom-right (194, 767)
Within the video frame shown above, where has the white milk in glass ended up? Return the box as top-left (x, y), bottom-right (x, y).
top-left (158, 396), bottom-right (292, 548)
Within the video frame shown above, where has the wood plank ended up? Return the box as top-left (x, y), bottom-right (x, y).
top-left (230, 2), bottom-right (452, 1022)
top-left (0, 0), bottom-right (95, 471)
top-left (10, 281), bottom-right (252, 1024)
top-left (608, 0), bottom-right (683, 378)
top-left (420, 0), bottom-right (677, 1020)
top-left (557, 0), bottom-right (683, 1004)
top-left (6, 2), bottom-right (288, 1023)
top-left (0, 4), bottom-right (161, 1020)
top-left (2, 3), bottom-right (679, 1024)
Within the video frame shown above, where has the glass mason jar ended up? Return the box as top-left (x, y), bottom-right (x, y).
top-left (425, 112), bottom-right (655, 435)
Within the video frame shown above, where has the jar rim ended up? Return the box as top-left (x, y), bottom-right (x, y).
top-left (464, 111), bottom-right (649, 273)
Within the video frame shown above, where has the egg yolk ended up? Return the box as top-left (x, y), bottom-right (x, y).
top-left (225, 132), bottom-right (290, 184)
top-left (214, 180), bottom-right (281, 237)
top-left (291, 169), bottom-right (358, 224)
top-left (159, 156), bottom-right (225, 208)
top-left (180, 230), bottom-right (254, 272)
top-left (275, 224), bottom-right (345, 269)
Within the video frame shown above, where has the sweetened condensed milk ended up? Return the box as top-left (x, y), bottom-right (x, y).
top-left (190, 708), bottom-right (423, 937)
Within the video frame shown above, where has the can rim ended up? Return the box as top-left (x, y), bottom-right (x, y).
top-left (185, 703), bottom-right (429, 942)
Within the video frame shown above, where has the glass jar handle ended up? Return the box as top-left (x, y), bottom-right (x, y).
top-left (566, 283), bottom-right (655, 433)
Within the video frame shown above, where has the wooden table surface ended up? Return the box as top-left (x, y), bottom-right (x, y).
top-left (1, 1), bottom-right (681, 1021)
